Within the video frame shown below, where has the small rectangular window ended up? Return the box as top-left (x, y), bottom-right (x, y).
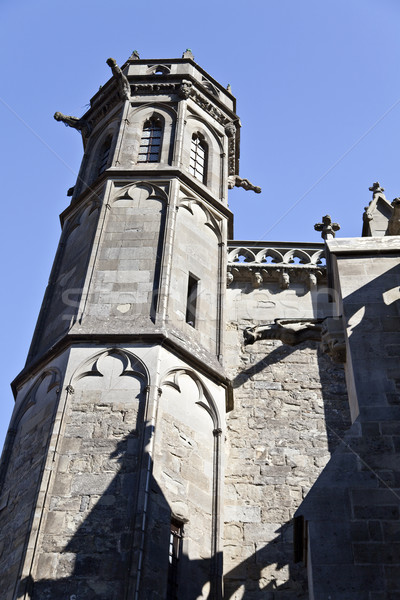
top-left (186, 274), bottom-right (199, 327)
top-left (167, 519), bottom-right (183, 600)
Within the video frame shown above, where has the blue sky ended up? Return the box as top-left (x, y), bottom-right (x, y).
top-left (1, 0), bottom-right (400, 449)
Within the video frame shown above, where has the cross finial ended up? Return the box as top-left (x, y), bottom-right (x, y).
top-left (369, 181), bottom-right (385, 197)
top-left (314, 215), bottom-right (340, 241)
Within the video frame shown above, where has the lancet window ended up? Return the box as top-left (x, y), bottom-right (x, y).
top-left (167, 519), bottom-right (183, 600)
top-left (97, 136), bottom-right (112, 176)
top-left (138, 117), bottom-right (163, 162)
top-left (190, 133), bottom-right (207, 183)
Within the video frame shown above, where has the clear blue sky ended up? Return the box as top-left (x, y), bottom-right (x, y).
top-left (1, 0), bottom-right (400, 450)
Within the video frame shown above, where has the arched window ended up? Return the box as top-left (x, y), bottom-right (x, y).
top-left (97, 136), bottom-right (112, 176)
top-left (190, 133), bottom-right (207, 184)
top-left (138, 117), bottom-right (163, 162)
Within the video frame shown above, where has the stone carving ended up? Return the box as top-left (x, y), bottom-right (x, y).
top-left (314, 215), bottom-right (340, 240)
top-left (277, 269), bottom-right (290, 289)
top-left (252, 271), bottom-right (263, 288)
top-left (228, 138), bottom-right (236, 176)
top-left (228, 175), bottom-right (261, 194)
top-left (178, 80), bottom-right (193, 99)
top-left (225, 122), bottom-right (237, 138)
top-left (320, 317), bottom-right (346, 363)
top-left (202, 77), bottom-right (219, 97)
top-left (386, 197), bottom-right (400, 236)
top-left (244, 316), bottom-right (346, 362)
top-left (106, 58), bottom-right (130, 100)
top-left (364, 182), bottom-right (387, 223)
top-left (132, 82), bottom-right (178, 95)
top-left (54, 112), bottom-right (92, 137)
top-left (244, 318), bottom-right (324, 346)
top-left (129, 49), bottom-right (140, 60)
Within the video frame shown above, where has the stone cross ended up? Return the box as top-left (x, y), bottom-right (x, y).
top-left (314, 215), bottom-right (340, 240)
top-left (369, 181), bottom-right (385, 197)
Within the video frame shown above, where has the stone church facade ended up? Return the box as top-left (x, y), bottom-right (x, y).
top-left (1, 51), bottom-right (399, 599)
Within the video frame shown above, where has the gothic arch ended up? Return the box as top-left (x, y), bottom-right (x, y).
top-left (71, 348), bottom-right (149, 388)
top-left (160, 367), bottom-right (221, 430)
top-left (111, 180), bottom-right (169, 204)
top-left (185, 114), bottom-right (224, 194)
top-left (64, 197), bottom-right (101, 238)
top-left (178, 196), bottom-right (222, 242)
top-left (10, 367), bottom-right (62, 431)
top-left (84, 117), bottom-right (120, 185)
top-left (185, 113), bottom-right (224, 153)
top-left (0, 366), bottom-right (62, 494)
top-left (128, 103), bottom-right (176, 165)
top-left (146, 64), bottom-right (171, 75)
top-left (129, 102), bottom-right (177, 120)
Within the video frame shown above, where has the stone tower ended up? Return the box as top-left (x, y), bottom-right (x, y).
top-left (0, 51), bottom-right (240, 599)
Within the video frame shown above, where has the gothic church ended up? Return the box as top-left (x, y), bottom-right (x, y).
top-left (1, 50), bottom-right (400, 600)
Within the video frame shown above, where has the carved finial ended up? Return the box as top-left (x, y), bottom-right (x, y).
top-left (182, 48), bottom-right (194, 60)
top-left (369, 181), bottom-right (385, 197)
top-left (314, 215), bottom-right (340, 241)
top-left (130, 50), bottom-right (140, 60)
top-left (106, 58), bottom-right (130, 100)
top-left (228, 175), bottom-right (261, 194)
top-left (54, 112), bottom-right (91, 137)
top-left (363, 181), bottom-right (388, 226)
top-left (227, 83), bottom-right (232, 93)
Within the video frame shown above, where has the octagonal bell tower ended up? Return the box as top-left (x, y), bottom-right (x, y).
top-left (0, 50), bottom-right (243, 600)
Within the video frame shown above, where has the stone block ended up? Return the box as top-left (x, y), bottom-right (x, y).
top-left (353, 542), bottom-right (400, 564)
top-left (224, 505), bottom-right (261, 523)
top-left (44, 510), bottom-right (65, 533)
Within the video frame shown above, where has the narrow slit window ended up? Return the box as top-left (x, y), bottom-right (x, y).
top-left (138, 117), bottom-right (163, 163)
top-left (98, 137), bottom-right (112, 176)
top-left (167, 519), bottom-right (183, 600)
top-left (186, 274), bottom-right (199, 327)
top-left (189, 134), bottom-right (207, 184)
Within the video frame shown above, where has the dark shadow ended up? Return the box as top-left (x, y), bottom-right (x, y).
top-left (17, 426), bottom-right (219, 600)
top-left (294, 262), bottom-right (400, 597)
top-left (232, 340), bottom-right (350, 455)
top-left (232, 344), bottom-right (298, 388)
top-left (224, 523), bottom-right (308, 600)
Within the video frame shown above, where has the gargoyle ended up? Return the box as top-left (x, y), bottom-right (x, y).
top-left (228, 175), bottom-right (261, 194)
top-left (244, 318), bottom-right (323, 346)
top-left (244, 317), bottom-right (346, 363)
top-left (53, 112), bottom-right (91, 137)
top-left (106, 58), bottom-right (130, 101)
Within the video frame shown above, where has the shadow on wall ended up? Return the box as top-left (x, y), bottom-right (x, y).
top-left (223, 522), bottom-right (308, 599)
top-left (17, 429), bottom-right (218, 600)
top-left (294, 263), bottom-right (400, 598)
top-left (232, 341), bottom-right (351, 456)
top-left (224, 342), bottom-right (350, 600)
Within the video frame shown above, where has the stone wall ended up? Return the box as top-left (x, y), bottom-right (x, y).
top-left (223, 280), bottom-right (350, 599)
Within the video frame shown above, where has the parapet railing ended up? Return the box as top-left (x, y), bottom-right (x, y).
top-left (227, 241), bottom-right (326, 289)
